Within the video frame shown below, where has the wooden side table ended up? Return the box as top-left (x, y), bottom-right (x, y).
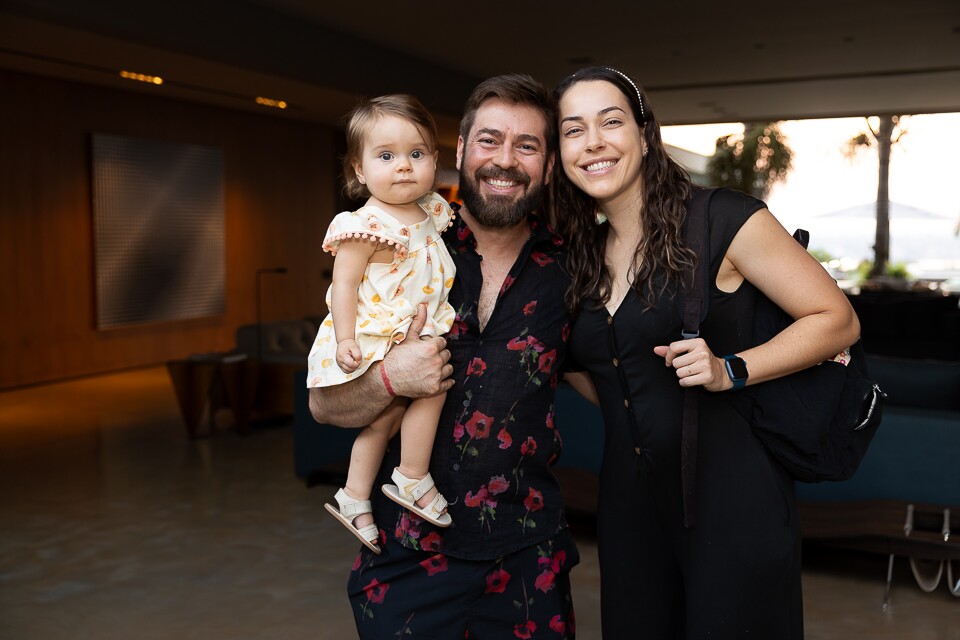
top-left (167, 354), bottom-right (258, 438)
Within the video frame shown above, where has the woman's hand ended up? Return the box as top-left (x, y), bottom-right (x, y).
top-left (653, 338), bottom-right (730, 392)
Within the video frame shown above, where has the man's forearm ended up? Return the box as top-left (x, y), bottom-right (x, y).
top-left (308, 364), bottom-right (393, 427)
top-left (308, 308), bottom-right (454, 427)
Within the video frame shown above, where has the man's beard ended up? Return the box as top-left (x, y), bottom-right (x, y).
top-left (458, 165), bottom-right (546, 228)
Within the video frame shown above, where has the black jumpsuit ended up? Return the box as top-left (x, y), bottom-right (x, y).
top-left (568, 189), bottom-right (803, 639)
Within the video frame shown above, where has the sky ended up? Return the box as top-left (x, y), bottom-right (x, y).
top-left (661, 114), bottom-right (960, 274)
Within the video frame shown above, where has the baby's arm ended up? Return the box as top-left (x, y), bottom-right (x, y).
top-left (330, 239), bottom-right (376, 373)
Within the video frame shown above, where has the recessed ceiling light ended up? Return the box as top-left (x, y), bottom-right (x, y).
top-left (119, 70), bottom-right (163, 85)
top-left (255, 96), bottom-right (287, 109)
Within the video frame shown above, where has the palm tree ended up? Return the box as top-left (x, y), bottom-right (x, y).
top-left (707, 122), bottom-right (793, 200)
top-left (843, 115), bottom-right (907, 278)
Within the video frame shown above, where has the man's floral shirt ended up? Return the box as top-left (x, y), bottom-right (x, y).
top-left (372, 206), bottom-right (574, 560)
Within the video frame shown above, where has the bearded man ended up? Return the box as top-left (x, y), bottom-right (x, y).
top-left (310, 74), bottom-right (579, 639)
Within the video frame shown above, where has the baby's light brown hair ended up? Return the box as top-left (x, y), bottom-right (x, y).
top-left (342, 94), bottom-right (439, 199)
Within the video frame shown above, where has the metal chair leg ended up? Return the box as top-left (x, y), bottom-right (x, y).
top-left (882, 553), bottom-right (895, 612)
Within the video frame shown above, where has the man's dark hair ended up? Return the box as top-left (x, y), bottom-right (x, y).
top-left (459, 74), bottom-right (556, 156)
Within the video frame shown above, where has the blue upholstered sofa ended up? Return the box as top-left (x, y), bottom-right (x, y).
top-left (551, 354), bottom-right (960, 512)
top-left (293, 356), bottom-right (960, 511)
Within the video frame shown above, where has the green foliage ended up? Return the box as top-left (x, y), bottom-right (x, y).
top-left (887, 262), bottom-right (911, 279)
top-left (707, 122), bottom-right (793, 199)
top-left (855, 260), bottom-right (911, 281)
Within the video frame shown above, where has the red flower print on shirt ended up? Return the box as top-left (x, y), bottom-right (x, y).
top-left (485, 567), bottom-right (511, 593)
top-left (539, 550), bottom-right (567, 576)
top-left (363, 578), bottom-right (389, 604)
top-left (538, 349), bottom-right (556, 374)
top-left (420, 531), bottom-right (443, 552)
top-left (535, 568), bottom-right (556, 593)
top-left (518, 486), bottom-right (546, 530)
top-left (514, 620), bottom-right (537, 639)
top-left (467, 357), bottom-right (487, 376)
top-left (465, 410), bottom-right (493, 439)
top-left (512, 436), bottom-right (539, 499)
top-left (419, 554), bottom-right (449, 576)
top-left (520, 437), bottom-right (537, 456)
top-left (508, 333), bottom-right (553, 387)
top-left (523, 301), bottom-right (537, 316)
top-left (465, 482), bottom-right (499, 528)
top-left (524, 487), bottom-right (544, 512)
top-left (465, 485), bottom-right (489, 508)
top-left (449, 317), bottom-right (468, 338)
top-left (396, 510), bottom-right (424, 548)
top-left (530, 251), bottom-right (554, 266)
top-left (507, 336), bottom-right (528, 351)
top-left (498, 427), bottom-right (513, 449)
top-left (536, 548), bottom-right (568, 593)
top-left (549, 615), bottom-right (566, 634)
top-left (488, 474), bottom-right (510, 495)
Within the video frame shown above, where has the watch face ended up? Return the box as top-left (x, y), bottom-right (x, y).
top-left (727, 357), bottom-right (749, 380)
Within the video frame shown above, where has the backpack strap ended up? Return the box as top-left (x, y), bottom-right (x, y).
top-left (679, 187), bottom-right (716, 528)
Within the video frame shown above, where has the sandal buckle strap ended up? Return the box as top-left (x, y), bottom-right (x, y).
top-left (426, 494), bottom-right (448, 516)
top-left (394, 469), bottom-right (435, 501)
top-left (335, 488), bottom-right (372, 518)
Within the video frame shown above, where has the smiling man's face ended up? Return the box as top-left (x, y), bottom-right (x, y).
top-left (456, 99), bottom-right (553, 228)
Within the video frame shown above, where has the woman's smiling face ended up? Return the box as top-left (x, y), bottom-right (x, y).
top-left (558, 79), bottom-right (647, 209)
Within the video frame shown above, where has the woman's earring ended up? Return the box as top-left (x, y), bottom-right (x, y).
top-left (595, 208), bottom-right (608, 225)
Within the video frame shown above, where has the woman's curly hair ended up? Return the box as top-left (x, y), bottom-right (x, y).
top-left (552, 67), bottom-right (697, 314)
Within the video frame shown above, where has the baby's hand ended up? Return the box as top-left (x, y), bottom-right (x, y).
top-left (336, 339), bottom-right (362, 373)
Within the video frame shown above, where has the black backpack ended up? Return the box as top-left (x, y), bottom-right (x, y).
top-left (677, 188), bottom-right (885, 527)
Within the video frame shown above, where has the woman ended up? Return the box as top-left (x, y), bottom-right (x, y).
top-left (553, 67), bottom-right (860, 638)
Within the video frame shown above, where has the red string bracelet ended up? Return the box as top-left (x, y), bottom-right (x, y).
top-left (379, 362), bottom-right (396, 397)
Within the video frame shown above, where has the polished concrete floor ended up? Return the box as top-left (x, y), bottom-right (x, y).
top-left (1, 366), bottom-right (957, 639)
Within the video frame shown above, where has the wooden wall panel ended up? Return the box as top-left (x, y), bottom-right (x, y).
top-left (0, 70), bottom-right (336, 389)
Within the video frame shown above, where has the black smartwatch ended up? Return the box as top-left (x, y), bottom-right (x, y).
top-left (722, 355), bottom-right (749, 391)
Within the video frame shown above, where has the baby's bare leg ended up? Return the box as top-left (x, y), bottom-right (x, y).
top-left (396, 392), bottom-right (447, 512)
top-left (343, 397), bottom-right (406, 529)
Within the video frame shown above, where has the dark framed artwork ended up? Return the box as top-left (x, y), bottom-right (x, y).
top-left (92, 134), bottom-right (225, 328)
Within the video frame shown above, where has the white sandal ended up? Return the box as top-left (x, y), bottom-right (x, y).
top-left (381, 468), bottom-right (452, 528)
top-left (324, 488), bottom-right (381, 554)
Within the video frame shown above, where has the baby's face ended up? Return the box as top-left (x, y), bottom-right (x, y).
top-left (354, 115), bottom-right (437, 206)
